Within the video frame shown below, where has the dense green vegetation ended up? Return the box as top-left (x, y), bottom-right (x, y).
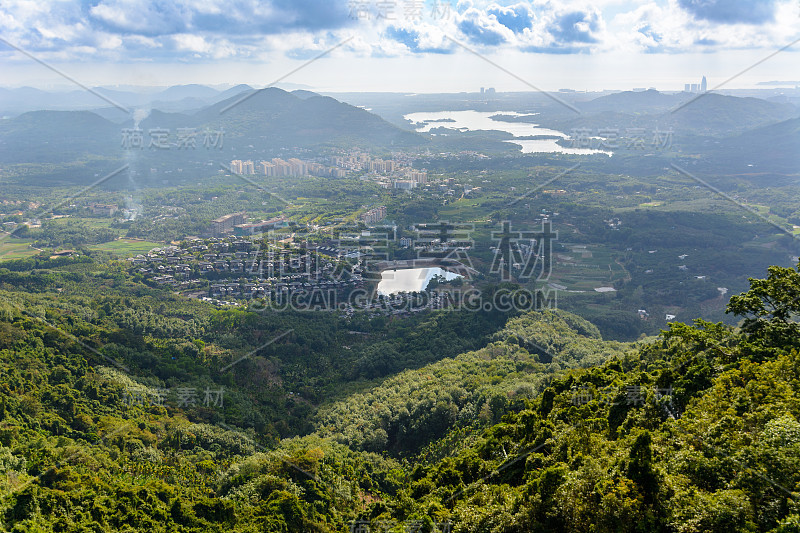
top-left (1, 88), bottom-right (799, 529)
top-left (0, 253), bottom-right (798, 531)
top-left (0, 255), bottom-right (514, 439)
top-left (4, 162), bottom-right (798, 343)
top-left (29, 220), bottom-right (120, 248)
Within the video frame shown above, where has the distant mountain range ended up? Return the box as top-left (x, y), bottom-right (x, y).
top-left (0, 88), bottom-right (423, 185)
top-left (576, 89), bottom-right (690, 114)
top-left (542, 89), bottom-right (798, 136)
top-left (522, 89), bottom-right (799, 175)
top-left (0, 83), bottom-right (304, 117)
top-left (0, 85), bottom-right (796, 184)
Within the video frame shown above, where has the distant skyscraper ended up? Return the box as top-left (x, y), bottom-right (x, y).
top-left (684, 84), bottom-right (691, 92)
top-left (700, 76), bottom-right (707, 92)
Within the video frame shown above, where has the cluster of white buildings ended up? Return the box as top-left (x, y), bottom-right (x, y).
top-left (408, 171), bottom-right (427, 184)
top-left (333, 152), bottom-right (397, 173)
top-left (386, 171), bottom-right (428, 190)
top-left (230, 151), bottom-right (429, 186)
top-left (333, 152), bottom-right (427, 185)
top-left (230, 158), bottom-right (343, 178)
top-left (362, 206), bottom-right (386, 224)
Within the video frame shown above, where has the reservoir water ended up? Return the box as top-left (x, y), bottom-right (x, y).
top-left (403, 110), bottom-right (611, 155)
top-left (377, 267), bottom-right (462, 296)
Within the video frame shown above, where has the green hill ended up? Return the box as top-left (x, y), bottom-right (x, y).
top-left (0, 88), bottom-right (424, 174)
top-left (1, 253), bottom-right (799, 531)
top-left (0, 110), bottom-right (120, 164)
top-left (194, 88), bottom-right (423, 149)
top-left (315, 310), bottom-right (633, 455)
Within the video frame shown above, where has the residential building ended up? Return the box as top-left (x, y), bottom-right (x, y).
top-left (211, 212), bottom-right (246, 237)
top-left (393, 179), bottom-right (415, 190)
top-left (287, 158), bottom-right (308, 176)
top-left (233, 216), bottom-right (289, 236)
top-left (362, 206), bottom-right (386, 225)
top-left (90, 203), bottom-right (117, 216)
top-left (260, 161), bottom-right (276, 176)
top-left (409, 171), bottom-right (427, 184)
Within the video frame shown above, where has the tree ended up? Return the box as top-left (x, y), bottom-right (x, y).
top-left (727, 262), bottom-right (800, 353)
top-left (626, 431), bottom-right (659, 506)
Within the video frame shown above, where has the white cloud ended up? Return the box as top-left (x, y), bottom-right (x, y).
top-left (0, 0), bottom-right (797, 85)
top-left (172, 34), bottom-right (212, 54)
top-left (97, 34), bottom-right (123, 50)
top-left (609, 0), bottom-right (800, 52)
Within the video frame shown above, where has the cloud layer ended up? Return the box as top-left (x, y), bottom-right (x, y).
top-left (0, 0), bottom-right (797, 63)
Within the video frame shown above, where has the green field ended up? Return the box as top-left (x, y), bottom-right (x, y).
top-left (0, 237), bottom-right (39, 261)
top-left (547, 244), bottom-right (627, 291)
top-left (48, 216), bottom-right (115, 228)
top-left (88, 239), bottom-right (164, 256)
top-left (438, 197), bottom-right (491, 221)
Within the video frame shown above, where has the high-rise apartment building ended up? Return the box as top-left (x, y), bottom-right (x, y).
top-left (287, 158), bottom-right (308, 176)
top-left (362, 206), bottom-right (387, 225)
top-left (409, 171), bottom-right (427, 184)
top-left (211, 212), bottom-right (247, 236)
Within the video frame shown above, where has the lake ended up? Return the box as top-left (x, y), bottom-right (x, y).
top-left (403, 110), bottom-right (612, 155)
top-left (377, 267), bottom-right (462, 295)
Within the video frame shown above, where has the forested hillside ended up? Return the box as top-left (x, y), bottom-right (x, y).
top-left (1, 259), bottom-right (799, 531)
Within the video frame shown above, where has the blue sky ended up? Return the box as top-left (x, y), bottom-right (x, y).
top-left (1, 0), bottom-right (799, 91)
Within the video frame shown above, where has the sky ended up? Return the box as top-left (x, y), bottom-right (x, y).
top-left (1, 0), bottom-right (799, 92)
